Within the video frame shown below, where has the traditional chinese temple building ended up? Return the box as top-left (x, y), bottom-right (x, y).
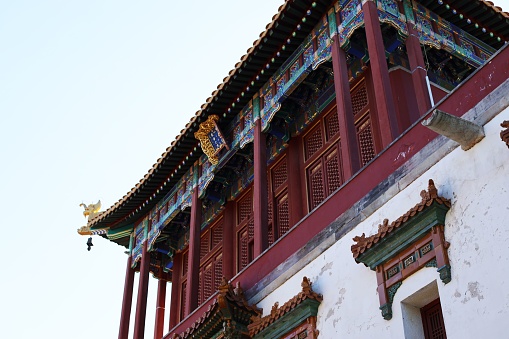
top-left (79, 0), bottom-right (509, 338)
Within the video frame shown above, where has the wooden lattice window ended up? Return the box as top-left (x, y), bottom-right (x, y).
top-left (182, 250), bottom-right (189, 277)
top-left (180, 280), bottom-right (187, 321)
top-left (198, 218), bottom-right (224, 306)
top-left (303, 105), bottom-right (343, 211)
top-left (351, 80), bottom-right (377, 166)
top-left (304, 124), bottom-right (324, 161)
top-left (236, 189), bottom-right (254, 273)
top-left (421, 298), bottom-right (447, 339)
top-left (276, 192), bottom-right (290, 237)
top-left (268, 155), bottom-right (291, 243)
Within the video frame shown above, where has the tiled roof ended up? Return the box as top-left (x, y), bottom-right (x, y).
top-left (351, 179), bottom-right (451, 259)
top-left (89, 0), bottom-right (507, 232)
top-left (248, 277), bottom-right (323, 336)
top-left (89, 0), bottom-right (331, 231)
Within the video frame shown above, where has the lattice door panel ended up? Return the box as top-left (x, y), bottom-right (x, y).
top-left (237, 190), bottom-right (253, 224)
top-left (357, 116), bottom-right (376, 166)
top-left (182, 251), bottom-right (189, 277)
top-left (421, 299), bottom-right (447, 339)
top-left (214, 253), bottom-right (223, 292)
top-left (200, 234), bottom-right (209, 260)
top-left (351, 82), bottom-right (369, 117)
top-left (202, 263), bottom-right (213, 302)
top-left (271, 156), bottom-right (288, 193)
top-left (307, 160), bottom-right (325, 210)
top-left (276, 191), bottom-right (290, 237)
top-left (211, 218), bottom-right (223, 249)
top-left (180, 281), bottom-right (187, 320)
top-left (325, 108), bottom-right (340, 141)
top-left (197, 271), bottom-right (203, 305)
top-left (304, 124), bottom-right (324, 161)
top-left (324, 145), bottom-right (342, 193)
top-left (238, 228), bottom-right (250, 271)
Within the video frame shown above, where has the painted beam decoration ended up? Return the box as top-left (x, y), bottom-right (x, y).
top-left (351, 179), bottom-right (451, 320)
top-left (260, 15), bottom-right (333, 132)
top-left (132, 217), bottom-right (149, 267)
top-left (194, 115), bottom-right (229, 165)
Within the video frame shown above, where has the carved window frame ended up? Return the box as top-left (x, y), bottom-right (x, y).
top-left (352, 180), bottom-right (451, 320)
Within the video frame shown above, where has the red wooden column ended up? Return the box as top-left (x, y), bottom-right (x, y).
top-left (406, 23), bottom-right (431, 118)
top-left (222, 202), bottom-right (235, 280)
top-left (118, 254), bottom-right (135, 339)
top-left (185, 185), bottom-right (201, 315)
top-left (153, 277), bottom-right (167, 339)
top-left (362, 0), bottom-right (399, 147)
top-left (253, 117), bottom-right (268, 257)
top-left (331, 34), bottom-right (361, 178)
top-left (168, 252), bottom-right (182, 330)
top-left (133, 240), bottom-right (150, 339)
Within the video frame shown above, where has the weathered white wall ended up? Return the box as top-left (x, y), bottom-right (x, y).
top-left (254, 96), bottom-right (509, 338)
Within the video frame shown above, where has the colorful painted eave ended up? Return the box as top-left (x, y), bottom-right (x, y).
top-left (88, 0), bottom-right (508, 232)
top-left (88, 0), bottom-right (333, 230)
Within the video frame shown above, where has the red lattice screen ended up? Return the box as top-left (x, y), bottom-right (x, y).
top-left (276, 192), bottom-right (290, 237)
top-left (182, 251), bottom-right (189, 277)
top-left (357, 117), bottom-right (376, 166)
top-left (200, 235), bottom-right (209, 260)
top-left (307, 161), bottom-right (325, 210)
top-left (211, 219), bottom-right (223, 248)
top-left (351, 80), bottom-right (377, 166)
top-left (180, 281), bottom-right (187, 320)
top-left (272, 157), bottom-right (288, 192)
top-left (351, 83), bottom-right (368, 116)
top-left (304, 124), bottom-right (324, 161)
top-left (303, 107), bottom-right (343, 211)
top-left (325, 108), bottom-right (340, 141)
top-left (236, 189), bottom-right (254, 273)
top-left (421, 298), bottom-right (447, 339)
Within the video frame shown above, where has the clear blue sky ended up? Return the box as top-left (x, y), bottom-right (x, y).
top-left (0, 1), bottom-right (507, 338)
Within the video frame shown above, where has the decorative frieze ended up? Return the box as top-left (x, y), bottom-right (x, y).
top-left (351, 179), bottom-right (451, 320)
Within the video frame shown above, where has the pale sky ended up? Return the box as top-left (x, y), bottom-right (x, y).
top-left (0, 1), bottom-right (507, 338)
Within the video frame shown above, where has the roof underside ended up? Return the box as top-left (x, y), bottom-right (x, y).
top-left (89, 0), bottom-right (509, 231)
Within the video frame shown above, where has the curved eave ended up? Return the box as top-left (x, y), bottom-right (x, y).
top-left (419, 0), bottom-right (509, 49)
top-left (89, 0), bottom-right (332, 230)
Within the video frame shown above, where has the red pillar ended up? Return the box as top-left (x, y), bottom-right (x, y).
top-left (363, 0), bottom-right (399, 147)
top-left (331, 34), bottom-right (361, 178)
top-left (153, 278), bottom-right (167, 339)
top-left (118, 255), bottom-right (135, 339)
top-left (168, 252), bottom-right (182, 330)
top-left (133, 241), bottom-right (150, 339)
top-left (253, 118), bottom-right (268, 257)
top-left (222, 202), bottom-right (235, 280)
top-left (185, 186), bottom-right (201, 315)
top-left (406, 23), bottom-right (431, 118)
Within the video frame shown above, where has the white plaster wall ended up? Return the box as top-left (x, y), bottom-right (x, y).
top-left (255, 104), bottom-right (509, 338)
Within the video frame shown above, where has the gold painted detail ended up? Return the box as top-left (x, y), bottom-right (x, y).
top-left (194, 115), bottom-right (228, 165)
top-left (77, 225), bottom-right (92, 235)
top-left (80, 200), bottom-right (102, 221)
